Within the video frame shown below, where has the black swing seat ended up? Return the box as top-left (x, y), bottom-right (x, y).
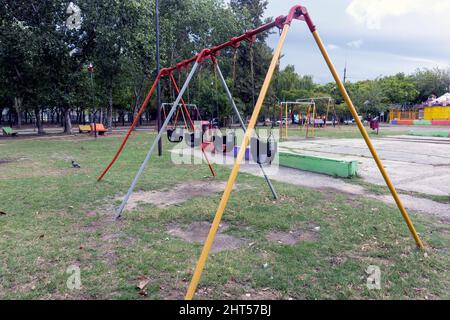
top-left (186, 131), bottom-right (203, 148)
top-left (250, 136), bottom-right (277, 165)
top-left (167, 128), bottom-right (184, 143)
top-left (211, 132), bottom-right (236, 153)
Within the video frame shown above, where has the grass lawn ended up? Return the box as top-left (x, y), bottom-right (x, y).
top-left (0, 131), bottom-right (448, 300)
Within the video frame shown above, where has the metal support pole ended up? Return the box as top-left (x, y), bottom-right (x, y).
top-left (169, 74), bottom-right (216, 177)
top-left (214, 63), bottom-right (278, 200)
top-left (116, 62), bottom-right (200, 218)
top-left (185, 24), bottom-right (291, 300)
top-left (97, 74), bottom-right (162, 181)
top-left (311, 30), bottom-right (424, 249)
top-left (156, 0), bottom-right (162, 156)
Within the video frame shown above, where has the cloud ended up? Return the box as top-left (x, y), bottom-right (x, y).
top-left (398, 55), bottom-right (449, 68)
top-left (347, 40), bottom-right (364, 49)
top-left (346, 0), bottom-right (450, 30)
top-left (327, 44), bottom-right (339, 50)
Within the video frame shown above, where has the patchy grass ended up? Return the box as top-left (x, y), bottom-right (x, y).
top-left (350, 176), bottom-right (450, 205)
top-left (0, 132), bottom-right (448, 300)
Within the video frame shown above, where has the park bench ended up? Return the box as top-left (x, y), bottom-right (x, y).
top-left (79, 125), bottom-right (91, 133)
top-left (2, 127), bottom-right (18, 137)
top-left (90, 123), bottom-right (108, 135)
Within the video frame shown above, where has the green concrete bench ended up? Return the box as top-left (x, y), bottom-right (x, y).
top-left (279, 152), bottom-right (358, 178)
top-left (408, 130), bottom-right (450, 138)
top-left (2, 127), bottom-right (18, 137)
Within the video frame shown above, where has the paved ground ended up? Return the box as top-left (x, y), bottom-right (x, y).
top-left (172, 132), bottom-right (450, 222)
top-left (280, 135), bottom-right (450, 196)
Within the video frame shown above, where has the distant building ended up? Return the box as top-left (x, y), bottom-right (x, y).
top-left (390, 93), bottom-right (450, 125)
top-left (421, 93), bottom-right (450, 121)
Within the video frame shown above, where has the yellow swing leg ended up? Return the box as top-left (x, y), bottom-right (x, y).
top-left (312, 30), bottom-right (424, 249)
top-left (185, 24), bottom-right (291, 300)
top-left (312, 102), bottom-right (316, 138)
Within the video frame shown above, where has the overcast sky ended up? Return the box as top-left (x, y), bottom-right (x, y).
top-left (261, 0), bottom-right (450, 83)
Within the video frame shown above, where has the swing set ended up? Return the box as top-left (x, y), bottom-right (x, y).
top-left (280, 97), bottom-right (339, 139)
top-left (297, 97), bottom-right (340, 128)
top-left (96, 4), bottom-right (424, 300)
top-left (279, 100), bottom-right (316, 139)
top-left (160, 103), bottom-right (200, 143)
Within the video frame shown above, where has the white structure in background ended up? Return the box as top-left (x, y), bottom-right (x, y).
top-left (66, 2), bottom-right (82, 31)
top-left (427, 93), bottom-right (450, 106)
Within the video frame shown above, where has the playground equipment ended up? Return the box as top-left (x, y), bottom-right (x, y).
top-left (97, 69), bottom-right (218, 184)
top-left (279, 98), bottom-right (338, 139)
top-left (160, 103), bottom-right (200, 143)
top-left (97, 22), bottom-right (280, 210)
top-left (214, 63), bottom-right (278, 198)
top-left (183, 4), bottom-right (424, 300)
top-left (279, 101), bottom-right (317, 139)
top-left (297, 97), bottom-right (339, 128)
top-left (95, 4), bottom-right (424, 300)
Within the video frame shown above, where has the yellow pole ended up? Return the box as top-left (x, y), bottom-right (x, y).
top-left (312, 102), bottom-right (316, 137)
top-left (185, 24), bottom-right (291, 300)
top-left (312, 30), bottom-right (424, 249)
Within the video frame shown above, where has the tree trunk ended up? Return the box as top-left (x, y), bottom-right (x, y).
top-left (133, 85), bottom-right (143, 127)
top-left (34, 108), bottom-right (45, 134)
top-left (64, 107), bottom-right (73, 134)
top-left (14, 97), bottom-right (23, 128)
top-left (107, 86), bottom-right (113, 131)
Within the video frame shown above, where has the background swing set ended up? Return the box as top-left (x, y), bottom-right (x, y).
top-left (279, 100), bottom-right (316, 139)
top-left (280, 97), bottom-right (339, 140)
top-left (94, 3), bottom-right (424, 300)
top-left (297, 96), bottom-right (340, 129)
top-left (160, 103), bottom-right (202, 143)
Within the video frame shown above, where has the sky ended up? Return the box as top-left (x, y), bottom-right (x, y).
top-left (261, 0), bottom-right (450, 83)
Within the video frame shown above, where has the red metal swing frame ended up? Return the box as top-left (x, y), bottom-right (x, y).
top-left (97, 5), bottom-right (312, 181)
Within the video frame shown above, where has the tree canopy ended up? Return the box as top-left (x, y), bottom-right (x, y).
top-left (1, 0), bottom-right (449, 132)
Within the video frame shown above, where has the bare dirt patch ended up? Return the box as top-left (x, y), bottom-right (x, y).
top-left (266, 224), bottom-right (320, 245)
top-left (167, 221), bottom-right (247, 253)
top-left (221, 281), bottom-right (285, 300)
top-left (117, 180), bottom-right (235, 211)
top-left (240, 288), bottom-right (284, 300)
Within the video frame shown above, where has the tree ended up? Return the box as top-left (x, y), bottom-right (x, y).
top-left (346, 80), bottom-right (387, 116)
top-left (413, 68), bottom-right (450, 102)
top-left (379, 73), bottom-right (419, 105)
top-left (229, 0), bottom-right (273, 116)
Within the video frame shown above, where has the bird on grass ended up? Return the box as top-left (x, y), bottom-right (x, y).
top-left (71, 160), bottom-right (81, 168)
